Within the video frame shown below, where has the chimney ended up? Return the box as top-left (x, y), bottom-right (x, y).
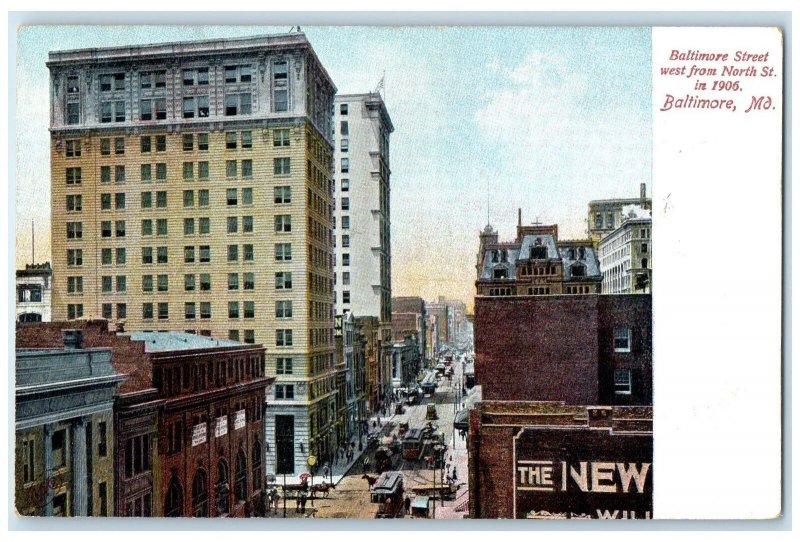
top-left (518, 208), bottom-right (522, 227)
top-left (116, 320), bottom-right (126, 333)
top-left (640, 183), bottom-right (646, 200)
top-left (63, 329), bottom-right (84, 349)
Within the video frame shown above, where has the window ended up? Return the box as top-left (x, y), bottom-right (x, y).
top-left (141, 136), bottom-right (152, 153)
top-left (275, 384), bottom-right (294, 399)
top-left (142, 302), bottom-right (154, 319)
top-left (123, 434), bottom-right (151, 479)
top-left (613, 327), bottom-right (632, 352)
top-left (140, 192), bottom-right (152, 209)
top-left (155, 98), bottom-right (167, 120)
top-left (225, 93), bottom-right (251, 116)
top-left (226, 160), bottom-right (237, 178)
top-left (275, 272), bottom-right (292, 290)
top-left (274, 157), bottom-right (291, 175)
top-left (244, 244), bottom-right (254, 262)
top-left (227, 216), bottom-right (238, 234)
top-left (67, 249), bottom-right (83, 266)
top-left (244, 301), bottom-right (255, 319)
top-left (615, 369), bottom-right (632, 395)
top-left (67, 276), bottom-right (83, 293)
top-left (184, 218), bottom-right (195, 235)
top-left (340, 120), bottom-right (349, 136)
top-left (341, 197), bottom-right (350, 211)
top-left (276, 300), bottom-right (292, 318)
top-left (273, 129), bottom-right (290, 147)
top-left (200, 276), bottom-right (212, 292)
top-left (67, 75), bottom-right (80, 93)
top-left (115, 192), bottom-right (126, 210)
top-left (141, 220), bottom-right (153, 236)
top-left (241, 131), bottom-right (252, 149)
top-left (641, 243), bottom-right (648, 254)
top-left (156, 191), bottom-right (167, 208)
top-left (140, 164), bottom-right (152, 182)
top-left (97, 422), bottom-right (108, 457)
top-left (158, 302), bottom-right (169, 320)
top-left (273, 62), bottom-right (288, 112)
top-left (341, 178), bottom-right (349, 192)
top-left (228, 273), bottom-right (239, 291)
top-left (142, 275), bottom-right (153, 292)
top-left (52, 429), bottom-right (67, 469)
top-left (66, 167), bottom-right (82, 186)
top-left (228, 301), bottom-right (240, 319)
top-left (116, 247), bottom-right (126, 264)
top-left (200, 245), bottom-right (211, 263)
top-left (227, 244), bottom-right (239, 262)
top-left (341, 216), bottom-right (350, 229)
top-left (342, 271), bottom-right (350, 285)
top-left (226, 132), bottom-right (237, 150)
top-left (156, 219), bottom-right (167, 236)
top-left (276, 357), bottom-right (293, 375)
top-left (275, 243), bottom-right (292, 261)
top-left (242, 216), bottom-right (254, 233)
top-left (184, 274), bottom-right (195, 292)
top-left (199, 218), bottom-right (211, 235)
top-left (216, 460), bottom-right (230, 516)
top-left (155, 163), bottom-right (167, 181)
top-left (274, 186), bottom-right (291, 204)
top-left (340, 103), bottom-right (348, 115)
top-left (117, 303), bottom-right (127, 319)
top-left (66, 102), bottom-right (80, 125)
top-left (184, 246), bottom-right (196, 263)
top-left (142, 247), bottom-right (153, 264)
top-left (342, 291), bottom-right (351, 304)
top-left (198, 133), bottom-right (209, 151)
top-left (67, 303), bottom-right (84, 320)
top-left (183, 190), bottom-right (195, 208)
top-left (67, 194), bottom-right (83, 212)
top-left (341, 235), bottom-right (350, 248)
top-left (341, 158), bottom-right (349, 173)
top-left (276, 329), bottom-right (293, 347)
top-left (200, 302), bottom-right (211, 319)
top-left (342, 253), bottom-right (350, 266)
top-left (226, 189), bottom-right (238, 206)
top-left (241, 159), bottom-right (252, 178)
top-left (101, 138), bottom-right (112, 155)
top-left (164, 477), bottom-right (183, 518)
top-left (606, 213), bottom-right (614, 229)
top-left (242, 188), bottom-right (253, 205)
top-left (156, 136), bottom-right (166, 152)
top-left (274, 214), bottom-right (291, 232)
top-left (340, 138), bottom-right (349, 152)
top-left (21, 436), bottom-right (36, 484)
top-left (185, 302), bottom-right (196, 320)
top-left (115, 165), bottom-right (126, 183)
top-left (183, 162), bottom-right (194, 181)
top-left (243, 272), bottom-right (255, 290)
top-left (65, 139), bottom-right (81, 157)
top-left (140, 99), bottom-right (153, 120)
top-left (157, 246), bottom-right (168, 264)
top-left (101, 221), bottom-right (112, 238)
top-left (102, 275), bottom-right (113, 293)
top-left (192, 470), bottom-right (209, 517)
top-left (116, 275), bottom-right (127, 293)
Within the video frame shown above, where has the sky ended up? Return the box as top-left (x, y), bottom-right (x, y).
top-left (15, 26), bottom-right (652, 311)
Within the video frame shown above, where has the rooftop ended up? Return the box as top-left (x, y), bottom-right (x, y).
top-left (125, 331), bottom-right (248, 353)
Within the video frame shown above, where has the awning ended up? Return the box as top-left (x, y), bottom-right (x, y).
top-left (453, 408), bottom-right (471, 431)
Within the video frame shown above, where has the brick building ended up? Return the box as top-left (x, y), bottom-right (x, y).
top-left (16, 320), bottom-right (271, 517)
top-left (391, 296), bottom-right (426, 364)
top-left (474, 294), bottom-right (651, 405)
top-left (468, 402), bottom-right (652, 519)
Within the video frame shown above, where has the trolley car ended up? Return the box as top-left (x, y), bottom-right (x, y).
top-left (370, 471), bottom-right (405, 518)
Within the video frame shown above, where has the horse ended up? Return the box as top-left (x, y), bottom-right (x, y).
top-left (310, 482), bottom-right (335, 499)
top-left (362, 473), bottom-right (379, 487)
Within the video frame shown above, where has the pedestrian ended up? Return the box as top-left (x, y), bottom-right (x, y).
top-left (452, 466), bottom-right (457, 480)
top-left (300, 493), bottom-right (307, 514)
top-left (296, 494), bottom-right (301, 512)
top-left (404, 495), bottom-right (412, 515)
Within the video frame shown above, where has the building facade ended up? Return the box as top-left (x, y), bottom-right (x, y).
top-left (468, 402), bottom-right (652, 519)
top-left (47, 33), bottom-right (338, 477)
top-left (476, 217), bottom-right (602, 298)
top-left (16, 263), bottom-right (53, 323)
top-left (391, 296), bottom-right (427, 364)
top-left (391, 333), bottom-right (420, 390)
top-left (587, 183), bottom-right (651, 245)
top-left (598, 209), bottom-right (652, 294)
top-left (15, 330), bottom-right (124, 516)
top-left (474, 294), bottom-right (652, 405)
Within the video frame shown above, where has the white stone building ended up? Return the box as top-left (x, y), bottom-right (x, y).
top-left (16, 263), bottom-right (53, 323)
top-left (598, 206), bottom-right (652, 294)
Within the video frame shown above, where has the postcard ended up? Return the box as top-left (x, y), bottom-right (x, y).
top-left (11, 23), bottom-right (783, 522)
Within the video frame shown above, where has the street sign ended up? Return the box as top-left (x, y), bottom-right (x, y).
top-left (307, 455), bottom-right (317, 467)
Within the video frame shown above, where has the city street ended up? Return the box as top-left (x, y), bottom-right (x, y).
top-left (268, 355), bottom-right (472, 520)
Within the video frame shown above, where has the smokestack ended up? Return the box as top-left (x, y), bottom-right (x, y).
top-left (640, 183), bottom-right (646, 200)
top-left (62, 329), bottom-right (83, 349)
top-left (518, 208), bottom-right (522, 227)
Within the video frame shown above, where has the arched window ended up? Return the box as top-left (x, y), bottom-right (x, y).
top-left (252, 441), bottom-right (262, 493)
top-left (235, 448), bottom-right (248, 502)
top-left (165, 476), bottom-right (183, 517)
top-left (216, 459), bottom-right (230, 516)
top-left (192, 469), bottom-right (208, 517)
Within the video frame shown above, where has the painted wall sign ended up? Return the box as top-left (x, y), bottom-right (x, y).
top-left (234, 409), bottom-right (246, 430)
top-left (513, 427), bottom-right (652, 519)
top-left (215, 415), bottom-right (228, 438)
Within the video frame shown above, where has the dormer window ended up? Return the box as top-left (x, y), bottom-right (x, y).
top-left (501, 250), bottom-right (508, 262)
top-left (493, 268), bottom-right (508, 279)
top-left (579, 247), bottom-right (586, 260)
top-left (571, 263), bottom-right (586, 277)
top-left (491, 251), bottom-right (499, 263)
top-left (530, 246), bottom-right (547, 260)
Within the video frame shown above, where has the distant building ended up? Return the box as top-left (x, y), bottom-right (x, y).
top-left (16, 263), bottom-right (52, 323)
top-left (474, 294), bottom-right (652, 405)
top-left (426, 299), bottom-right (451, 347)
top-left (391, 333), bottom-right (420, 390)
top-left (587, 183), bottom-right (651, 245)
top-left (598, 206), bottom-right (652, 294)
top-left (15, 329), bottom-right (125, 516)
top-left (468, 402), bottom-right (652, 519)
top-left (391, 296), bottom-right (427, 363)
top-left (475, 215), bottom-right (602, 298)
